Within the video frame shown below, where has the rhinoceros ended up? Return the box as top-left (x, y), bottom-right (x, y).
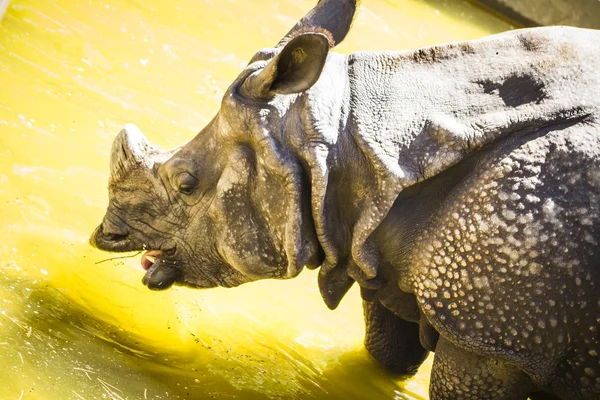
top-left (90, 0), bottom-right (600, 398)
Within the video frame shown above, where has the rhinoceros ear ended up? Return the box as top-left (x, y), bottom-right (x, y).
top-left (278, 0), bottom-right (359, 48)
top-left (110, 124), bottom-right (155, 183)
top-left (241, 33), bottom-right (330, 97)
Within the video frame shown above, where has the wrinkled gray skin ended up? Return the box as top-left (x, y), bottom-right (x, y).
top-left (90, 1), bottom-right (600, 398)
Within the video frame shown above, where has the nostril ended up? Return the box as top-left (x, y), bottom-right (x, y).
top-left (100, 223), bottom-right (129, 242)
top-left (105, 233), bottom-right (128, 242)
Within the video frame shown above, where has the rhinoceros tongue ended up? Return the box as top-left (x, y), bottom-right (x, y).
top-left (141, 250), bottom-right (163, 271)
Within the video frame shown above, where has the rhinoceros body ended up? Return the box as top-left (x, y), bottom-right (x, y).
top-left (91, 1), bottom-right (600, 398)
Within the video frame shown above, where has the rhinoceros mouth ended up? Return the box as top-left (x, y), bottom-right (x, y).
top-left (140, 248), bottom-right (181, 290)
top-left (141, 250), bottom-right (165, 271)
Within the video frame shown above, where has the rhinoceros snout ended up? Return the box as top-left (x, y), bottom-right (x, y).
top-left (89, 222), bottom-right (132, 252)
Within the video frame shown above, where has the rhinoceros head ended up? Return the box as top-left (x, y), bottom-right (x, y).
top-left (90, 0), bottom-right (359, 291)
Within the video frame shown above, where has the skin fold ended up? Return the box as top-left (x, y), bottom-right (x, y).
top-left (90, 1), bottom-right (600, 398)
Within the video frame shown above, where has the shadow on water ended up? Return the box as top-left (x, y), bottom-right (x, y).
top-left (1, 273), bottom-right (198, 399)
top-left (0, 270), bottom-right (427, 400)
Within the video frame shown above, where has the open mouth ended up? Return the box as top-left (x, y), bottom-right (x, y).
top-left (140, 249), bottom-right (181, 290)
top-left (141, 250), bottom-right (162, 271)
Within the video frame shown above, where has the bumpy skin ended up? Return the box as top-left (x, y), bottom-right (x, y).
top-left (362, 297), bottom-right (428, 374)
top-left (407, 123), bottom-right (600, 399)
top-left (373, 121), bottom-right (600, 398)
top-left (90, 1), bottom-right (600, 397)
top-left (430, 337), bottom-right (536, 399)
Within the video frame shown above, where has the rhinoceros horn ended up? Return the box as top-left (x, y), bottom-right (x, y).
top-left (109, 124), bottom-right (155, 183)
top-left (278, 0), bottom-right (360, 48)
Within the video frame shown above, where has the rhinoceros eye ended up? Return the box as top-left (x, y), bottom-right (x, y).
top-left (176, 172), bottom-right (198, 195)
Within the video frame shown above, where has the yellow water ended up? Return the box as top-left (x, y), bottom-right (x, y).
top-left (0, 1), bottom-right (512, 399)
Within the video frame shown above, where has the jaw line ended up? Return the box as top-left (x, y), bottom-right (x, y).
top-left (184, 257), bottom-right (221, 288)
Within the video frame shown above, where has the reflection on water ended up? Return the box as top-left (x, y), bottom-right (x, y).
top-left (0, 0), bottom-right (511, 398)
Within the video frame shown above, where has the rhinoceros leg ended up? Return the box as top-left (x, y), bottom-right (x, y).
top-left (430, 337), bottom-right (536, 400)
top-left (362, 299), bottom-right (428, 374)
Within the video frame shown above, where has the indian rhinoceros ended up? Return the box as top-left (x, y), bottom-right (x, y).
top-left (90, 0), bottom-right (600, 398)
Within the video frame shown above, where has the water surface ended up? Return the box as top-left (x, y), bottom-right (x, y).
top-left (0, 1), bottom-right (512, 398)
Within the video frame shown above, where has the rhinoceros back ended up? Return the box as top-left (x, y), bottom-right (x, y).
top-left (340, 26), bottom-right (600, 291)
top-left (343, 25), bottom-right (600, 397)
